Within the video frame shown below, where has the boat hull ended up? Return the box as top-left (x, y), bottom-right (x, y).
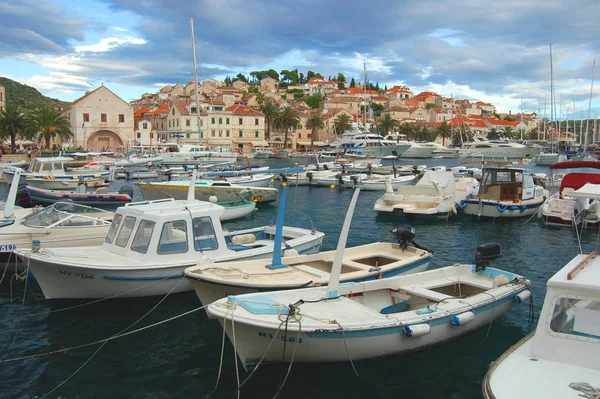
top-left (215, 292), bottom-right (520, 368)
top-left (138, 183), bottom-right (278, 203)
top-left (462, 198), bottom-right (545, 218)
top-left (21, 235), bottom-right (323, 299)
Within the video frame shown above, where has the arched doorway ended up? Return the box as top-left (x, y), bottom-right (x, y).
top-left (87, 130), bottom-right (124, 152)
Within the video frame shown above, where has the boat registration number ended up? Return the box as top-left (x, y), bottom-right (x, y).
top-left (249, 195), bottom-right (263, 202)
top-left (0, 244), bottom-right (17, 252)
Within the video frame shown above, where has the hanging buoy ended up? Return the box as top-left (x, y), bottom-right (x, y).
top-left (271, 179), bottom-right (275, 183)
top-left (451, 311), bottom-right (475, 326)
top-left (515, 290), bottom-right (531, 303)
top-left (330, 184), bottom-right (335, 189)
top-left (403, 324), bottom-right (431, 337)
top-left (282, 182), bottom-right (287, 187)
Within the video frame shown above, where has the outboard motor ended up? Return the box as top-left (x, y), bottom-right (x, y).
top-left (279, 173), bottom-right (288, 184)
top-left (306, 172), bottom-right (313, 184)
top-left (337, 173), bottom-right (344, 186)
top-left (474, 243), bottom-right (502, 271)
top-left (390, 226), bottom-right (433, 253)
top-left (119, 186), bottom-right (134, 198)
top-left (350, 175), bottom-right (359, 186)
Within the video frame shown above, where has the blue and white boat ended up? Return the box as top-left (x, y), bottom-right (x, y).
top-left (205, 191), bottom-right (531, 369)
top-left (16, 197), bottom-right (325, 300)
top-left (462, 167), bottom-right (548, 218)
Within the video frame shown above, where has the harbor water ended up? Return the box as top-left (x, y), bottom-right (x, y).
top-left (1, 157), bottom-right (597, 398)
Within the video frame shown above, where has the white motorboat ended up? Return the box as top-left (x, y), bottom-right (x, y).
top-left (4, 157), bottom-right (110, 187)
top-left (160, 143), bottom-right (238, 165)
top-left (185, 223), bottom-right (432, 306)
top-left (345, 174), bottom-right (416, 191)
top-left (417, 142), bottom-right (462, 158)
top-left (374, 170), bottom-right (479, 217)
top-left (461, 139), bottom-right (540, 159)
top-left (538, 161), bottom-right (600, 228)
top-left (138, 179), bottom-right (279, 203)
top-left (253, 148), bottom-right (274, 159)
top-left (220, 173), bottom-right (275, 188)
top-left (482, 251), bottom-right (600, 399)
top-left (207, 194), bottom-right (530, 370)
top-left (16, 198), bottom-right (325, 299)
top-left (534, 152), bottom-right (567, 166)
top-left (114, 156), bottom-right (164, 169)
top-left (115, 169), bottom-right (159, 180)
top-left (462, 167), bottom-right (548, 219)
top-left (398, 142), bottom-right (437, 158)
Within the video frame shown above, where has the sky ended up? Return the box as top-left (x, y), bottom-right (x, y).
top-left (1, 0), bottom-right (599, 117)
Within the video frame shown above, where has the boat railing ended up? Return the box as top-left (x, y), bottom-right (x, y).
top-left (125, 198), bottom-right (176, 207)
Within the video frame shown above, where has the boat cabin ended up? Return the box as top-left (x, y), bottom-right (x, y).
top-left (28, 157), bottom-right (73, 175)
top-left (530, 252), bottom-right (600, 372)
top-left (478, 168), bottom-right (535, 202)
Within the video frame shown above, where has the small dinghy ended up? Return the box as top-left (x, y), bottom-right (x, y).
top-left (18, 185), bottom-right (133, 207)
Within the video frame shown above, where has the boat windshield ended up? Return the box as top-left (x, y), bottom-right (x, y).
top-left (22, 203), bottom-right (112, 228)
top-left (550, 296), bottom-right (600, 341)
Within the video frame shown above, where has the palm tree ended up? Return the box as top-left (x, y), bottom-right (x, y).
top-left (487, 128), bottom-right (501, 140)
top-left (274, 106), bottom-right (301, 149)
top-left (333, 113), bottom-right (352, 136)
top-left (379, 113), bottom-right (398, 136)
top-left (503, 127), bottom-right (514, 139)
top-left (399, 122), bottom-right (413, 141)
top-left (27, 104), bottom-right (73, 149)
top-left (435, 121), bottom-right (451, 145)
top-left (0, 103), bottom-right (28, 153)
top-left (255, 92), bottom-right (265, 106)
top-left (259, 100), bottom-right (280, 142)
top-left (305, 111), bottom-right (324, 147)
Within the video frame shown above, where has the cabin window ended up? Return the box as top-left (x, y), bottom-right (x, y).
top-left (192, 216), bottom-right (218, 251)
top-left (549, 296), bottom-right (600, 342)
top-left (115, 216), bottom-right (136, 247)
top-left (131, 219), bottom-right (155, 254)
top-left (158, 220), bottom-right (188, 254)
top-left (105, 214), bottom-right (123, 244)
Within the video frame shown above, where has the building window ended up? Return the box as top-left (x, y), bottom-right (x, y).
top-left (239, 118), bottom-right (243, 125)
top-left (191, 107), bottom-right (197, 114)
top-left (172, 108), bottom-right (175, 115)
top-left (211, 117), bottom-right (215, 125)
top-left (255, 131), bottom-right (259, 138)
top-left (83, 113), bottom-right (90, 122)
top-left (218, 118), bottom-right (222, 124)
top-left (142, 122), bottom-right (148, 129)
top-left (255, 118), bottom-right (259, 126)
top-left (137, 132), bottom-right (141, 139)
top-left (101, 113), bottom-right (107, 122)
top-left (119, 114), bottom-right (125, 123)
top-left (219, 131), bottom-right (222, 137)
top-left (186, 134), bottom-right (190, 139)
top-left (186, 119), bottom-right (190, 127)
top-left (239, 131), bottom-right (243, 137)
top-left (177, 119), bottom-right (179, 127)
top-left (226, 118), bottom-right (230, 125)
top-left (226, 130), bottom-right (230, 137)
top-left (212, 130), bottom-right (216, 137)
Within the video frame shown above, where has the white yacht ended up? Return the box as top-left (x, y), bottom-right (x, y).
top-left (461, 139), bottom-right (540, 159)
top-left (418, 142), bottom-right (462, 158)
top-left (160, 143), bottom-right (238, 165)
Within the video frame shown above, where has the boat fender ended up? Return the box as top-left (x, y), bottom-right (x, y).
top-left (231, 233), bottom-right (256, 245)
top-left (514, 290), bottom-right (531, 304)
top-left (282, 248), bottom-right (299, 257)
top-left (208, 195), bottom-right (218, 203)
top-left (403, 324), bottom-right (431, 337)
top-left (32, 239), bottom-right (41, 253)
top-left (451, 311), bottom-right (475, 326)
top-left (492, 274), bottom-right (511, 287)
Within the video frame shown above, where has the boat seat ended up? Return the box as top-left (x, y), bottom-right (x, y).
top-left (293, 264), bottom-right (331, 278)
top-left (397, 286), bottom-right (454, 302)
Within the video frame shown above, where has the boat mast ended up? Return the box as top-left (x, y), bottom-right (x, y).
top-left (585, 59), bottom-right (596, 148)
top-left (549, 44), bottom-right (555, 151)
top-left (450, 94), bottom-right (454, 144)
top-left (190, 18), bottom-right (202, 145)
top-left (363, 62), bottom-right (367, 131)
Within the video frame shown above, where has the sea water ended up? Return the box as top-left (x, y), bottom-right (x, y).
top-left (1, 157), bottom-right (597, 399)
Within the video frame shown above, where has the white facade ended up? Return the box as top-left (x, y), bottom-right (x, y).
top-left (135, 120), bottom-right (154, 146)
top-left (0, 84), bottom-right (5, 110)
top-left (65, 86), bottom-right (134, 151)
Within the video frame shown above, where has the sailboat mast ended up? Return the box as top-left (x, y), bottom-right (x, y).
top-left (363, 62), bottom-right (367, 130)
top-left (585, 59), bottom-right (596, 148)
top-left (190, 18), bottom-right (202, 145)
top-left (549, 44), bottom-right (555, 149)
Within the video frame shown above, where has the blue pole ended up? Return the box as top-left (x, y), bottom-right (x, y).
top-left (266, 185), bottom-right (288, 269)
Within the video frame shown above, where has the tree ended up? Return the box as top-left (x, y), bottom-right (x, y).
top-left (306, 71), bottom-right (323, 81)
top-left (487, 128), bottom-right (501, 140)
top-left (379, 113), bottom-right (398, 136)
top-left (235, 73), bottom-right (248, 83)
top-left (301, 94), bottom-right (324, 109)
top-left (274, 106), bottom-right (301, 149)
top-left (27, 103), bottom-right (73, 149)
top-left (349, 77), bottom-right (356, 88)
top-left (305, 111), bottom-right (325, 147)
top-left (399, 122), bottom-right (414, 140)
top-left (333, 113), bottom-right (352, 136)
top-left (503, 127), bottom-right (515, 139)
top-left (255, 92), bottom-right (265, 106)
top-left (224, 76), bottom-right (233, 86)
top-left (436, 121), bottom-right (451, 145)
top-left (0, 103), bottom-right (28, 153)
top-left (426, 103), bottom-right (436, 110)
top-left (259, 100), bottom-right (280, 142)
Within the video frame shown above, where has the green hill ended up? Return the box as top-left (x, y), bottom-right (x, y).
top-left (0, 77), bottom-right (70, 107)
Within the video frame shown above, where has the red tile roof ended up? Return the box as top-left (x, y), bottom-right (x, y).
top-left (225, 104), bottom-right (263, 116)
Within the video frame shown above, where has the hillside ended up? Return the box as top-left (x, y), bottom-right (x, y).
top-left (0, 77), bottom-right (70, 107)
